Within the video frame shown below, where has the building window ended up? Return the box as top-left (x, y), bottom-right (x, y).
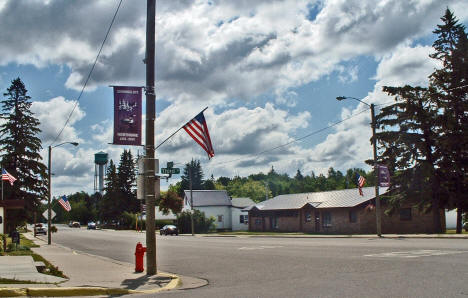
top-left (240, 215), bottom-right (248, 224)
top-left (349, 210), bottom-right (357, 223)
top-left (305, 213), bottom-right (312, 222)
top-left (400, 208), bottom-right (412, 221)
top-left (255, 218), bottom-right (262, 225)
top-left (218, 215), bottom-right (223, 222)
top-left (322, 211), bottom-right (332, 227)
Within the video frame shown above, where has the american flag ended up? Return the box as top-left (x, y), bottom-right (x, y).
top-left (356, 173), bottom-right (366, 196)
top-left (58, 195), bottom-right (72, 212)
top-left (183, 111), bottom-right (215, 159)
top-left (2, 169), bottom-right (17, 186)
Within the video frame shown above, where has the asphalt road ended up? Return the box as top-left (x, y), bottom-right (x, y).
top-left (47, 226), bottom-right (468, 298)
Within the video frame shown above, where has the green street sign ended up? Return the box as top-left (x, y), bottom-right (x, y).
top-left (161, 168), bottom-right (180, 174)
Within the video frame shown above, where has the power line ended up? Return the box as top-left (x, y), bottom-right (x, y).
top-left (50, 0), bottom-right (124, 146)
top-left (211, 107), bottom-right (371, 166)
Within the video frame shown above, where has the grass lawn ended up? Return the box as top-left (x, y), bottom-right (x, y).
top-left (445, 229), bottom-right (468, 234)
top-left (1, 234), bottom-right (67, 280)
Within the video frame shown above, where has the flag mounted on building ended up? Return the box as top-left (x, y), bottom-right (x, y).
top-left (58, 195), bottom-right (72, 212)
top-left (2, 169), bottom-right (17, 186)
top-left (183, 110), bottom-right (215, 159)
top-left (356, 173), bottom-right (366, 196)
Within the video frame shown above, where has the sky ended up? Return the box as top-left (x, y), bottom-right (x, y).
top-left (0, 0), bottom-right (467, 197)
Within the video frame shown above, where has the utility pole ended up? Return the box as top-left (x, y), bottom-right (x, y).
top-left (336, 96), bottom-right (382, 237)
top-left (47, 146), bottom-right (52, 245)
top-left (145, 0), bottom-right (157, 275)
top-left (370, 104), bottom-right (382, 237)
top-left (190, 166), bottom-right (194, 236)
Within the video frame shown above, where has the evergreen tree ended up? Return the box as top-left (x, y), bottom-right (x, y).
top-left (429, 9), bottom-right (468, 233)
top-left (0, 78), bottom-right (47, 230)
top-left (179, 159), bottom-right (204, 196)
top-left (117, 149), bottom-right (138, 213)
top-left (376, 86), bottom-right (442, 232)
top-left (100, 160), bottom-right (120, 221)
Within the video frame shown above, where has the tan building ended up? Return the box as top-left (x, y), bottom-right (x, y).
top-left (246, 187), bottom-right (445, 234)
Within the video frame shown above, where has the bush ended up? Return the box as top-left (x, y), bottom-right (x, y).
top-left (177, 210), bottom-right (215, 233)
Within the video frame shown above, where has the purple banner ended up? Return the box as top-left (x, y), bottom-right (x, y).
top-left (113, 86), bottom-right (142, 146)
top-left (378, 165), bottom-right (390, 187)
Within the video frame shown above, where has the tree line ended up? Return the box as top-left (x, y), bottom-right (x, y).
top-left (169, 159), bottom-right (373, 203)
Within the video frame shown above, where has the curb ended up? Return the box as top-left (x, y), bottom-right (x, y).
top-left (198, 234), bottom-right (468, 239)
top-left (0, 272), bottom-right (180, 297)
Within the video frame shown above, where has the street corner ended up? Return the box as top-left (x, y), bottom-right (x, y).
top-left (0, 272), bottom-right (182, 297)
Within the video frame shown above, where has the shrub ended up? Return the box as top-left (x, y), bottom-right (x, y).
top-left (177, 210), bottom-right (215, 233)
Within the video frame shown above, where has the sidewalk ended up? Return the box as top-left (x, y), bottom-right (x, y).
top-left (195, 233), bottom-right (468, 239)
top-left (0, 233), bottom-right (207, 297)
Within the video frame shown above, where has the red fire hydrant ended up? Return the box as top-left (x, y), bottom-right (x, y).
top-left (135, 242), bottom-right (146, 272)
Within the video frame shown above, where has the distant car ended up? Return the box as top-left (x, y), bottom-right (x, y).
top-left (34, 223), bottom-right (47, 235)
top-left (87, 222), bottom-right (96, 230)
top-left (71, 221), bottom-right (80, 228)
top-left (160, 225), bottom-right (178, 236)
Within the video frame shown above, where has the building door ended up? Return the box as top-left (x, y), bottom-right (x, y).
top-left (217, 215), bottom-right (224, 229)
top-left (315, 211), bottom-right (320, 233)
top-left (270, 216), bottom-right (278, 231)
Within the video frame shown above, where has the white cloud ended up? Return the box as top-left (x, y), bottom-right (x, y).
top-left (31, 96), bottom-right (85, 145)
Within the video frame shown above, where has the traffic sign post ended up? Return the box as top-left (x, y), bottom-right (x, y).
top-left (42, 210), bottom-right (56, 221)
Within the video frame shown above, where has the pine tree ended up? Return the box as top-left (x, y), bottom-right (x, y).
top-left (179, 159), bottom-right (204, 196)
top-left (376, 86), bottom-right (442, 232)
top-left (117, 149), bottom-right (138, 213)
top-left (0, 78), bottom-right (47, 229)
top-left (429, 9), bottom-right (468, 233)
top-left (100, 160), bottom-right (120, 221)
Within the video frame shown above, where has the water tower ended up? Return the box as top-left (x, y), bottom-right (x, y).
top-left (94, 151), bottom-right (108, 194)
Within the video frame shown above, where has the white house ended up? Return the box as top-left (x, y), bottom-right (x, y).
top-left (183, 190), bottom-right (254, 231)
top-left (231, 197), bottom-right (254, 231)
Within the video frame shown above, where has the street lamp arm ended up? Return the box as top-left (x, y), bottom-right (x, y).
top-left (336, 96), bottom-right (371, 107)
top-left (52, 142), bottom-right (79, 149)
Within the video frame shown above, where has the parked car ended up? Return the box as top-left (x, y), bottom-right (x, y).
top-left (68, 221), bottom-right (73, 227)
top-left (160, 225), bottom-right (178, 236)
top-left (34, 223), bottom-right (47, 235)
top-left (87, 222), bottom-right (97, 230)
top-left (71, 221), bottom-right (80, 228)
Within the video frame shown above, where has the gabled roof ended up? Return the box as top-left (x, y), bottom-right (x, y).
top-left (231, 197), bottom-right (255, 208)
top-left (183, 190), bottom-right (232, 207)
top-left (247, 187), bottom-right (388, 211)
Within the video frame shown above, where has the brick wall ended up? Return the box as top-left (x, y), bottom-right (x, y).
top-left (249, 205), bottom-right (445, 234)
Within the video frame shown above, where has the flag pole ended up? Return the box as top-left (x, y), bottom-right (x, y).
top-left (155, 107), bottom-right (208, 150)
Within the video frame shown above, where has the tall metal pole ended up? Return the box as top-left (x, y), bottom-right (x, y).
top-left (47, 146), bottom-right (52, 245)
top-left (145, 0), bottom-right (157, 275)
top-left (190, 166), bottom-right (194, 236)
top-left (370, 104), bottom-right (382, 236)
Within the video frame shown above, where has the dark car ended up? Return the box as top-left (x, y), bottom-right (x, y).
top-left (160, 225), bottom-right (178, 236)
top-left (87, 222), bottom-right (97, 230)
top-left (71, 221), bottom-right (80, 228)
top-left (34, 223), bottom-right (47, 235)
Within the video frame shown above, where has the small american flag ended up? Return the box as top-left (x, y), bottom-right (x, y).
top-left (356, 173), bottom-right (366, 196)
top-left (183, 111), bottom-right (214, 159)
top-left (58, 195), bottom-right (72, 212)
top-left (2, 169), bottom-right (17, 186)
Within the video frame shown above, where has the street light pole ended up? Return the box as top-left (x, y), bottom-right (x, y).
top-left (47, 142), bottom-right (79, 245)
top-left (47, 145), bottom-right (51, 245)
top-left (336, 96), bottom-right (382, 236)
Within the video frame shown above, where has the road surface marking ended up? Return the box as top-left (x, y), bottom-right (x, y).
top-left (364, 250), bottom-right (468, 258)
top-left (238, 246), bottom-right (283, 250)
